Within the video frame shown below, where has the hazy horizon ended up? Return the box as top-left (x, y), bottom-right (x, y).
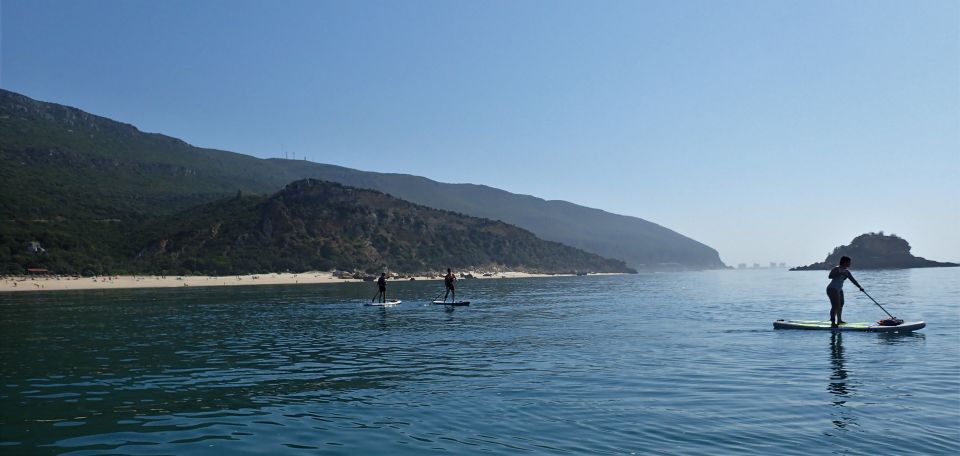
top-left (2, 0), bottom-right (957, 267)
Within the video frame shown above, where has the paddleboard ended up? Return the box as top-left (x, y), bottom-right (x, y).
top-left (365, 300), bottom-right (402, 307)
top-left (432, 301), bottom-right (470, 306)
top-left (773, 319), bottom-right (925, 332)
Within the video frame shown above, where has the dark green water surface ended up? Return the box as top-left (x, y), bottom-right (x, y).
top-left (2, 269), bottom-right (958, 454)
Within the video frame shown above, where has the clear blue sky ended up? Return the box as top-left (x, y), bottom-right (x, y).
top-left (2, 0), bottom-right (958, 267)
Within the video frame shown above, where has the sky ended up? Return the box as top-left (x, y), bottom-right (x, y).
top-left (2, 0), bottom-right (958, 267)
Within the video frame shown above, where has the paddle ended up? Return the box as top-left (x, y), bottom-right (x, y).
top-left (860, 289), bottom-right (901, 325)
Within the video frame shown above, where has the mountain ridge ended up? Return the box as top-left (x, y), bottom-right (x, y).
top-left (1, 88), bottom-right (725, 269)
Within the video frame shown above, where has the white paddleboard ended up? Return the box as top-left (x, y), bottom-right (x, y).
top-left (365, 300), bottom-right (402, 307)
top-left (773, 320), bottom-right (925, 332)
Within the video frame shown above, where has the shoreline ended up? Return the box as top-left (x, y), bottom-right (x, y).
top-left (0, 271), bottom-right (618, 293)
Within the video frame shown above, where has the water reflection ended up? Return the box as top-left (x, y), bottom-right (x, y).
top-left (828, 332), bottom-right (857, 430)
top-left (876, 331), bottom-right (926, 345)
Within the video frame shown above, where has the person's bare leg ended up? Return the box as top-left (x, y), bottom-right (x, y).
top-left (828, 288), bottom-right (840, 328)
top-left (836, 292), bottom-right (845, 324)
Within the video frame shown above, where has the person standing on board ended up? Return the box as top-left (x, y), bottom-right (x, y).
top-left (828, 256), bottom-right (863, 328)
top-left (374, 273), bottom-right (388, 303)
top-left (443, 268), bottom-right (457, 303)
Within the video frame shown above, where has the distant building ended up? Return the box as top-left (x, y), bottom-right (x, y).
top-left (769, 262), bottom-right (777, 269)
top-left (753, 263), bottom-right (760, 269)
top-left (737, 263), bottom-right (747, 269)
top-left (778, 262), bottom-right (786, 268)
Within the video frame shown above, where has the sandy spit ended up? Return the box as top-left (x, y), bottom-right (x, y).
top-left (0, 271), bottom-right (614, 293)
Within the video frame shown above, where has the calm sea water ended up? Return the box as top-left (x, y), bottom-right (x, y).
top-left (1, 269), bottom-right (958, 455)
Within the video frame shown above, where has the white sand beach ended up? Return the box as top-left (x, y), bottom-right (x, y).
top-left (0, 271), bottom-right (597, 293)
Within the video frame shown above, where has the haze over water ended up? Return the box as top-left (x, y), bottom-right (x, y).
top-left (2, 269), bottom-right (957, 454)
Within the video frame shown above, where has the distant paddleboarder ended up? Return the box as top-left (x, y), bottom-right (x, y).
top-left (443, 268), bottom-right (457, 302)
top-left (827, 256), bottom-right (864, 328)
top-left (374, 273), bottom-right (388, 303)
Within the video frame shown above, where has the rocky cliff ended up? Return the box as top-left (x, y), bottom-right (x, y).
top-left (791, 232), bottom-right (958, 270)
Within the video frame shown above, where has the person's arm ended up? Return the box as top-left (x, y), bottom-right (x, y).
top-left (847, 271), bottom-right (863, 291)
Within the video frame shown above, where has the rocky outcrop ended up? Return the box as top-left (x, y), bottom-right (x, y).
top-left (791, 232), bottom-right (958, 270)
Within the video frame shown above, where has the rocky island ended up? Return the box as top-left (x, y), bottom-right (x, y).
top-left (791, 232), bottom-right (959, 270)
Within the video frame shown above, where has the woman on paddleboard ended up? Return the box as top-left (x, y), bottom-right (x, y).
top-left (828, 256), bottom-right (863, 328)
top-left (374, 273), bottom-right (387, 303)
top-left (443, 268), bottom-right (456, 303)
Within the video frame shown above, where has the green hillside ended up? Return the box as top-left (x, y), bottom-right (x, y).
top-left (0, 178), bottom-right (634, 275)
top-left (131, 179), bottom-right (635, 275)
top-left (1, 88), bottom-right (724, 270)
